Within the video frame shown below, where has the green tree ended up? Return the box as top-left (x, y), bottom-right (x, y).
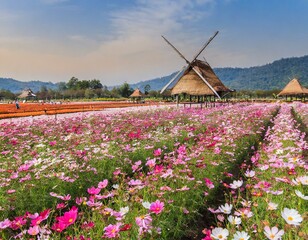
top-left (119, 82), bottom-right (133, 98)
top-left (67, 77), bottom-right (79, 90)
top-left (57, 82), bottom-right (67, 91)
top-left (77, 80), bottom-right (90, 90)
top-left (89, 79), bottom-right (103, 89)
top-left (144, 84), bottom-right (151, 95)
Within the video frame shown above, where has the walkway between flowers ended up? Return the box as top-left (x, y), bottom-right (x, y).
top-left (202, 104), bottom-right (307, 240)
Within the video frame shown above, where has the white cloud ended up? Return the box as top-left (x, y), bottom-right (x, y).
top-left (0, 0), bottom-right (219, 84)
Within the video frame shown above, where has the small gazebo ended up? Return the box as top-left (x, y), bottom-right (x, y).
top-left (129, 88), bottom-right (145, 103)
top-left (277, 78), bottom-right (308, 101)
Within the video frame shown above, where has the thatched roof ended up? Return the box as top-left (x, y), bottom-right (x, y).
top-left (277, 78), bottom-right (308, 96)
top-left (18, 89), bottom-right (36, 98)
top-left (171, 60), bottom-right (231, 96)
top-left (129, 89), bottom-right (145, 98)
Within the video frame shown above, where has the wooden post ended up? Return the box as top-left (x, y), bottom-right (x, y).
top-left (176, 95), bottom-right (179, 107)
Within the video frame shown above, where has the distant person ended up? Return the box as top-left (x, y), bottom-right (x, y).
top-left (15, 99), bottom-right (20, 109)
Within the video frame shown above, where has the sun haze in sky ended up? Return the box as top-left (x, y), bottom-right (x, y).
top-left (0, 0), bottom-right (307, 85)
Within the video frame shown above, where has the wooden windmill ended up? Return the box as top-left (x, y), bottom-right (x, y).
top-left (160, 31), bottom-right (230, 100)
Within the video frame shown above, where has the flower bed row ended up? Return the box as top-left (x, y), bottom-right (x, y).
top-left (203, 104), bottom-right (307, 240)
top-left (0, 102), bottom-right (161, 119)
top-left (0, 104), bottom-right (278, 239)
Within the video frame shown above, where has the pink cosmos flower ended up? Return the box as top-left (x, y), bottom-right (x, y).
top-left (202, 229), bottom-right (212, 240)
top-left (27, 225), bottom-right (40, 236)
top-left (58, 194), bottom-right (71, 201)
top-left (56, 206), bottom-right (78, 227)
top-left (51, 221), bottom-right (67, 232)
top-left (56, 203), bottom-right (66, 209)
top-left (214, 147), bottom-right (221, 154)
top-left (136, 214), bottom-right (152, 229)
top-left (103, 223), bottom-right (121, 238)
top-left (76, 197), bottom-right (87, 205)
top-left (154, 165), bottom-right (164, 174)
top-left (98, 179), bottom-right (108, 189)
top-left (153, 148), bottom-right (162, 156)
top-left (204, 178), bottom-right (215, 189)
top-left (149, 200), bottom-right (164, 214)
top-left (10, 216), bottom-right (27, 230)
top-left (146, 159), bottom-right (156, 168)
top-left (87, 186), bottom-right (101, 195)
top-left (132, 160), bottom-right (142, 172)
top-left (128, 179), bottom-right (143, 186)
top-left (49, 140), bottom-right (57, 146)
top-left (30, 210), bottom-right (50, 227)
top-left (81, 221), bottom-right (95, 230)
top-left (0, 219), bottom-right (11, 229)
top-left (264, 226), bottom-right (284, 240)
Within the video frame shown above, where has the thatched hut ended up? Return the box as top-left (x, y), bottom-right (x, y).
top-left (277, 78), bottom-right (308, 100)
top-left (171, 60), bottom-right (230, 97)
top-left (129, 88), bottom-right (145, 103)
top-left (18, 89), bottom-right (36, 100)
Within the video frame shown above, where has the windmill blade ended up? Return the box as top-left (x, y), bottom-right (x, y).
top-left (191, 31), bottom-right (219, 63)
top-left (192, 67), bottom-right (221, 99)
top-left (160, 66), bottom-right (187, 94)
top-left (161, 35), bottom-right (190, 65)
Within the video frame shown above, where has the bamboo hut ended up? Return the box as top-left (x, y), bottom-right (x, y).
top-left (277, 78), bottom-right (308, 101)
top-left (129, 88), bottom-right (145, 103)
top-left (171, 59), bottom-right (231, 97)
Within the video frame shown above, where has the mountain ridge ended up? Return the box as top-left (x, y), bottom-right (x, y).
top-left (130, 55), bottom-right (308, 91)
top-left (1, 55), bottom-right (307, 93)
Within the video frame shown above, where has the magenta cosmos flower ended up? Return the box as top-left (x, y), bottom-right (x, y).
top-left (149, 200), bottom-right (164, 214)
top-left (87, 186), bottom-right (101, 195)
top-left (58, 206), bottom-right (78, 225)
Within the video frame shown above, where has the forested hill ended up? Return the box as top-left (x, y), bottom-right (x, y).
top-left (130, 55), bottom-right (308, 91)
top-left (214, 55), bottom-right (308, 90)
top-left (0, 78), bottom-right (57, 93)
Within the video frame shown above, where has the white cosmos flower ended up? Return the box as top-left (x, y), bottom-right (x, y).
top-left (267, 202), bottom-right (278, 210)
top-left (281, 208), bottom-right (303, 226)
top-left (295, 190), bottom-right (308, 200)
top-left (244, 170), bottom-right (255, 178)
top-left (233, 231), bottom-right (250, 240)
top-left (211, 227), bottom-right (229, 240)
top-left (230, 180), bottom-right (243, 189)
top-left (142, 201), bottom-right (151, 209)
top-left (264, 226), bottom-right (284, 240)
top-left (227, 215), bottom-right (241, 225)
top-left (297, 176), bottom-right (308, 185)
top-left (218, 203), bottom-right (233, 214)
top-left (119, 206), bottom-right (129, 215)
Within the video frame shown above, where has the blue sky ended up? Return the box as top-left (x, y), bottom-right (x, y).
top-left (0, 0), bottom-right (307, 85)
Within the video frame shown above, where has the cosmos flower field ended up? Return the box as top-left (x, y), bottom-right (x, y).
top-left (0, 103), bottom-right (307, 239)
